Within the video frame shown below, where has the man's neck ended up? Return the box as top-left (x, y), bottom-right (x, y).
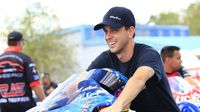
top-left (164, 64), bottom-right (174, 73)
top-left (117, 42), bottom-right (134, 63)
top-left (5, 46), bottom-right (22, 52)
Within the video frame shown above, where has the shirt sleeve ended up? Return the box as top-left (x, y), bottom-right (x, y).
top-left (87, 51), bottom-right (110, 71)
top-left (137, 48), bottom-right (164, 87)
top-left (24, 56), bottom-right (40, 88)
top-left (178, 67), bottom-right (190, 78)
top-left (52, 82), bottom-right (58, 88)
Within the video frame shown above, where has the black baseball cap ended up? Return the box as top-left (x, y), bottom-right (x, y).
top-left (94, 6), bottom-right (135, 30)
top-left (7, 31), bottom-right (23, 41)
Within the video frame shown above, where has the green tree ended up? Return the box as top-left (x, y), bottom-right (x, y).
top-left (148, 2), bottom-right (200, 36)
top-left (149, 12), bottom-right (180, 25)
top-left (183, 2), bottom-right (200, 35)
top-left (2, 2), bottom-right (79, 82)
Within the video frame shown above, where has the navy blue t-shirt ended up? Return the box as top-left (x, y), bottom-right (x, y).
top-left (87, 43), bottom-right (179, 112)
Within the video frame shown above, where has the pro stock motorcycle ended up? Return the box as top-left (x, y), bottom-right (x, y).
top-left (27, 68), bottom-right (200, 112)
top-left (27, 68), bottom-right (128, 112)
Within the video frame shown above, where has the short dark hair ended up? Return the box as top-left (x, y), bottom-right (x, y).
top-left (160, 46), bottom-right (180, 62)
top-left (125, 26), bottom-right (135, 38)
top-left (42, 72), bottom-right (51, 79)
top-left (8, 41), bottom-right (18, 46)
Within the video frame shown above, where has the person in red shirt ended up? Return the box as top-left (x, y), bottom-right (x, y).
top-left (0, 31), bottom-right (46, 112)
top-left (161, 45), bottom-right (200, 89)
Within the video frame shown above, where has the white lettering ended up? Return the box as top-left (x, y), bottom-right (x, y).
top-left (109, 16), bottom-right (121, 21)
top-left (29, 63), bottom-right (35, 67)
top-left (3, 68), bottom-right (17, 72)
top-left (174, 92), bottom-right (200, 102)
top-left (8, 96), bottom-right (30, 103)
top-left (0, 73), bottom-right (23, 79)
top-left (0, 55), bottom-right (23, 62)
top-left (72, 87), bottom-right (109, 103)
top-left (0, 98), bottom-right (7, 103)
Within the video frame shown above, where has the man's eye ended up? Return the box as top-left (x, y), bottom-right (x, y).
top-left (111, 28), bottom-right (119, 32)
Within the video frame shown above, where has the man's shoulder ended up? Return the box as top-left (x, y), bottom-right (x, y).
top-left (11, 52), bottom-right (34, 63)
top-left (100, 50), bottom-right (114, 56)
top-left (102, 50), bottom-right (111, 54)
top-left (3, 51), bottom-right (29, 57)
top-left (16, 52), bottom-right (33, 60)
top-left (89, 50), bottom-right (116, 66)
top-left (135, 43), bottom-right (157, 54)
top-left (135, 43), bottom-right (153, 50)
top-left (178, 67), bottom-right (190, 77)
top-left (0, 52), bottom-right (27, 61)
top-left (51, 82), bottom-right (58, 88)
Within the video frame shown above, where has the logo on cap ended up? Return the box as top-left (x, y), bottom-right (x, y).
top-left (110, 16), bottom-right (121, 21)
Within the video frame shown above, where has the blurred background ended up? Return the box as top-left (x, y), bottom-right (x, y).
top-left (0, 0), bottom-right (200, 82)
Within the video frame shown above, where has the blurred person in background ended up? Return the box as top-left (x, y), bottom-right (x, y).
top-left (161, 45), bottom-right (200, 89)
top-left (0, 31), bottom-right (45, 112)
top-left (42, 72), bottom-right (58, 96)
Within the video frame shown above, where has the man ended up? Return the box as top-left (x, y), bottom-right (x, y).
top-left (0, 31), bottom-right (45, 112)
top-left (87, 7), bottom-right (179, 112)
top-left (161, 46), bottom-right (200, 89)
top-left (42, 72), bottom-right (58, 96)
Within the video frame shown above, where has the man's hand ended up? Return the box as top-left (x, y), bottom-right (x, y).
top-left (100, 101), bottom-right (124, 112)
top-left (100, 105), bottom-right (122, 112)
top-left (46, 87), bottom-right (55, 95)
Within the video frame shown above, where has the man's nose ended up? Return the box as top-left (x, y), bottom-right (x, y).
top-left (180, 59), bottom-right (182, 63)
top-left (105, 31), bottom-right (112, 40)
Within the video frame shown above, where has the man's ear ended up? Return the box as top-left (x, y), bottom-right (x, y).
top-left (128, 26), bottom-right (135, 39)
top-left (165, 57), bottom-right (171, 63)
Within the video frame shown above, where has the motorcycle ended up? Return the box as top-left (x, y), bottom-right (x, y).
top-left (27, 68), bottom-right (200, 112)
top-left (27, 68), bottom-right (128, 112)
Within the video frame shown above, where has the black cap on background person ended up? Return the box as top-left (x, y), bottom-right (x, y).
top-left (7, 31), bottom-right (24, 46)
top-left (8, 31), bottom-right (23, 42)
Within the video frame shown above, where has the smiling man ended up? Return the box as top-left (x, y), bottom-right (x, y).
top-left (87, 6), bottom-right (180, 112)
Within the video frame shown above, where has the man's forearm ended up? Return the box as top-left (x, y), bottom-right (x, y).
top-left (32, 84), bottom-right (46, 101)
top-left (113, 75), bottom-right (146, 110)
top-left (184, 76), bottom-right (200, 89)
top-left (113, 66), bottom-right (154, 110)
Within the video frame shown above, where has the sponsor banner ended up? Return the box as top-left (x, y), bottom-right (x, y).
top-left (173, 88), bottom-right (200, 102)
top-left (168, 76), bottom-right (200, 102)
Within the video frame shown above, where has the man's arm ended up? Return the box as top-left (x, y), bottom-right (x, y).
top-left (101, 66), bottom-right (155, 112)
top-left (184, 76), bottom-right (200, 89)
top-left (63, 71), bottom-right (89, 103)
top-left (32, 84), bottom-right (46, 101)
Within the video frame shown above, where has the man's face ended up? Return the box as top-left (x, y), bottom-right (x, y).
top-left (42, 76), bottom-right (50, 87)
top-left (103, 26), bottom-right (132, 54)
top-left (169, 50), bottom-right (182, 71)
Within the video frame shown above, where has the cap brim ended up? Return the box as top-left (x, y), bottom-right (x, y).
top-left (94, 21), bottom-right (122, 30)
